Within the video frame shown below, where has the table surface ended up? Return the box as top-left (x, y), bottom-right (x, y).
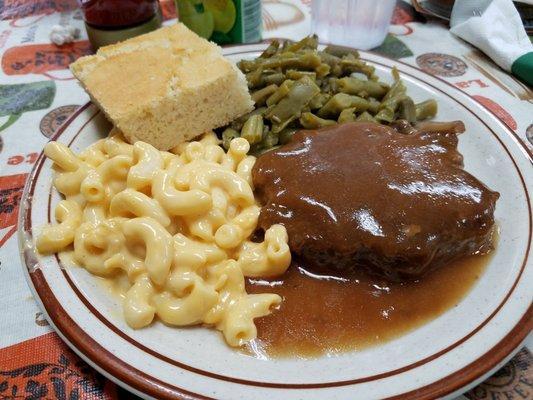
top-left (0, 1), bottom-right (531, 399)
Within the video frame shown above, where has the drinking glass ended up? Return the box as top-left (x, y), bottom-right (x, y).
top-left (311, 0), bottom-right (396, 50)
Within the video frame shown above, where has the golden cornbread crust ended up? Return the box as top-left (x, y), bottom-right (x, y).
top-left (70, 23), bottom-right (254, 150)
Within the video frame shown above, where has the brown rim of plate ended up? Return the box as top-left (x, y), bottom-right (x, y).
top-left (19, 47), bottom-right (533, 400)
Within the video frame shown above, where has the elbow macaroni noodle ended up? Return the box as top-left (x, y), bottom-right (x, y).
top-left (37, 132), bottom-right (291, 347)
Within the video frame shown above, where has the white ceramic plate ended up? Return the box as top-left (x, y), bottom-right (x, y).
top-left (19, 45), bottom-right (532, 400)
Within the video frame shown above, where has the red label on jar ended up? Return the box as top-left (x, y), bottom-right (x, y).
top-left (160, 0), bottom-right (177, 21)
top-left (80, 0), bottom-right (158, 28)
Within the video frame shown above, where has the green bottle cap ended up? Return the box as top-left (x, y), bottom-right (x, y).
top-left (511, 51), bottom-right (533, 87)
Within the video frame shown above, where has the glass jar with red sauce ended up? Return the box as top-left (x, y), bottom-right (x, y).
top-left (79, 0), bottom-right (162, 49)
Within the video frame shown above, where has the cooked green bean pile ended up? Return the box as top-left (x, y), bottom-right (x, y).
top-left (219, 35), bottom-right (438, 154)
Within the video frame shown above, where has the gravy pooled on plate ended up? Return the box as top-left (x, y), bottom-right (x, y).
top-left (246, 253), bottom-right (491, 357)
top-left (253, 122), bottom-right (499, 281)
top-left (249, 121), bottom-right (499, 357)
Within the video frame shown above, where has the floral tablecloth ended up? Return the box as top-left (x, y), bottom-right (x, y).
top-left (0, 1), bottom-right (531, 399)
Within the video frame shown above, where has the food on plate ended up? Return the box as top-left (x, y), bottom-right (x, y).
top-left (253, 122), bottom-right (499, 281)
top-left (36, 33), bottom-right (501, 356)
top-left (219, 35), bottom-right (438, 154)
top-left (70, 23), bottom-right (253, 151)
top-left (36, 131), bottom-right (291, 346)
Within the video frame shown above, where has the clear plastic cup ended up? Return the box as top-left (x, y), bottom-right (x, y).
top-left (311, 0), bottom-right (396, 50)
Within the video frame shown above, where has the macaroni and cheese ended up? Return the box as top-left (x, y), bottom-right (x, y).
top-left (37, 131), bottom-right (291, 347)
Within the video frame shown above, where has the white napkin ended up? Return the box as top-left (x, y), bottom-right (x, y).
top-left (450, 0), bottom-right (533, 85)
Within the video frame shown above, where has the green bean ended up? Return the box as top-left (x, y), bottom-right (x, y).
top-left (284, 35), bottom-right (318, 52)
top-left (267, 76), bottom-right (320, 131)
top-left (356, 111), bottom-right (376, 123)
top-left (330, 64), bottom-right (343, 77)
top-left (230, 107), bottom-right (267, 131)
top-left (238, 59), bottom-right (255, 72)
top-left (277, 51), bottom-right (296, 58)
top-left (252, 84), bottom-right (278, 106)
top-left (336, 77), bottom-right (389, 99)
top-left (243, 51), bottom-right (322, 72)
top-left (315, 63), bottom-right (331, 78)
top-left (222, 128), bottom-right (240, 150)
top-left (308, 93), bottom-right (331, 110)
top-left (300, 112), bottom-right (336, 129)
top-left (317, 94), bottom-right (353, 118)
top-left (271, 116), bottom-right (298, 134)
top-left (398, 97), bottom-right (417, 124)
top-left (320, 79), bottom-right (332, 94)
top-left (266, 79), bottom-right (294, 106)
top-left (323, 45), bottom-right (360, 59)
top-left (340, 58), bottom-right (375, 78)
top-left (327, 77), bottom-right (339, 93)
top-left (380, 79), bottom-right (405, 105)
top-left (392, 66), bottom-right (401, 82)
top-left (278, 128), bottom-right (297, 144)
top-left (318, 51), bottom-right (342, 67)
top-left (374, 107), bottom-right (395, 123)
top-left (415, 99), bottom-right (438, 120)
top-left (317, 93), bottom-right (373, 118)
top-left (262, 122), bottom-right (270, 136)
top-left (367, 98), bottom-right (381, 114)
top-left (222, 35), bottom-right (441, 152)
top-left (286, 70), bottom-right (316, 81)
top-left (263, 73), bottom-right (286, 86)
top-left (260, 40), bottom-right (280, 58)
top-left (245, 66), bottom-right (264, 89)
top-left (281, 39), bottom-right (290, 51)
top-left (338, 108), bottom-right (356, 123)
top-left (260, 130), bottom-right (280, 149)
top-left (375, 79), bottom-right (406, 122)
top-left (240, 115), bottom-right (264, 144)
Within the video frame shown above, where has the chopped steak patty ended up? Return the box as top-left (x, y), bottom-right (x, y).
top-left (252, 122), bottom-right (499, 281)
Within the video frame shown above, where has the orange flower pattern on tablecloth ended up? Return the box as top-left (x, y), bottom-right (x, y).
top-left (1, 41), bottom-right (92, 77)
top-left (0, 332), bottom-right (118, 399)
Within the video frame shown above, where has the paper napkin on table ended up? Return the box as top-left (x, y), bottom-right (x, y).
top-left (450, 0), bottom-right (533, 86)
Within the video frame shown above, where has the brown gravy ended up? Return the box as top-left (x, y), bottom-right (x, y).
top-left (246, 254), bottom-right (490, 358)
top-left (253, 122), bottom-right (498, 281)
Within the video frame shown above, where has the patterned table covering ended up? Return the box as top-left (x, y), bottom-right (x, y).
top-left (0, 1), bottom-right (531, 399)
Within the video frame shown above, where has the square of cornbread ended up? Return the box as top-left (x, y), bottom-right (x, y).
top-left (70, 23), bottom-right (253, 150)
